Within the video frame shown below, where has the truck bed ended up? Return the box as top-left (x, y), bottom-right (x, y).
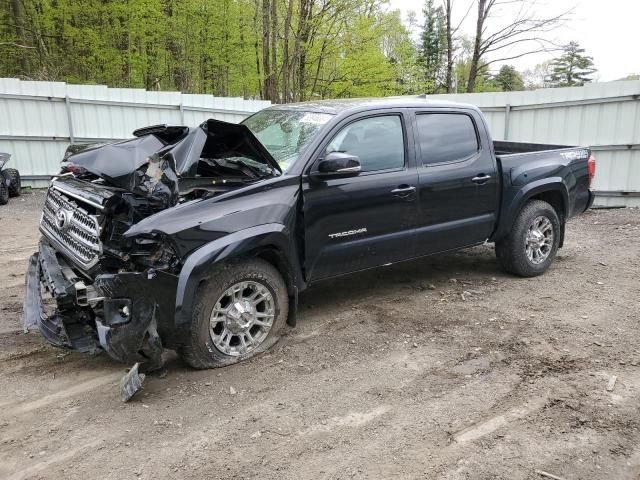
top-left (492, 140), bottom-right (593, 230)
top-left (493, 140), bottom-right (575, 156)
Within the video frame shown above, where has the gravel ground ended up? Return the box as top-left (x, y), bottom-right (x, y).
top-left (1, 190), bottom-right (639, 480)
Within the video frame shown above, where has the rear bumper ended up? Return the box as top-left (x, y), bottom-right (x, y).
top-left (24, 239), bottom-right (178, 366)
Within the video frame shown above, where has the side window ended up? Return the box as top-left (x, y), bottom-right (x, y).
top-left (325, 115), bottom-right (405, 172)
top-left (416, 114), bottom-right (479, 165)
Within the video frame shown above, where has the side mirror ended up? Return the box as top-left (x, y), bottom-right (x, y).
top-left (312, 152), bottom-right (361, 180)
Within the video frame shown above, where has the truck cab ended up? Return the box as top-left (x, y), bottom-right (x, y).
top-left (295, 102), bottom-right (500, 280)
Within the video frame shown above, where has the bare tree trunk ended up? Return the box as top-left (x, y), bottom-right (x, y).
top-left (239, 11), bottom-right (248, 98)
top-left (467, 0), bottom-right (486, 93)
top-left (270, 0), bottom-right (278, 102)
top-left (296, 0), bottom-right (312, 102)
top-left (10, 0), bottom-right (27, 71)
top-left (253, 0), bottom-right (263, 98)
top-left (444, 0), bottom-right (453, 93)
top-left (282, 0), bottom-right (294, 102)
top-left (262, 0), bottom-right (271, 100)
top-left (291, 0), bottom-right (304, 101)
top-left (465, 0), bottom-right (567, 93)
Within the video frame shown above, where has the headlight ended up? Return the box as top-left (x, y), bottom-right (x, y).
top-left (130, 233), bottom-right (180, 270)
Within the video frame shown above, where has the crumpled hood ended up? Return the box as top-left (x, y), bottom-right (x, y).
top-left (61, 120), bottom-right (281, 207)
top-left (203, 119), bottom-right (281, 175)
top-left (63, 134), bottom-right (171, 182)
top-left (63, 134), bottom-right (180, 207)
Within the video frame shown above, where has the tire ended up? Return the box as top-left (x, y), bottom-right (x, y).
top-left (0, 176), bottom-right (8, 205)
top-left (495, 200), bottom-right (560, 277)
top-left (179, 258), bottom-right (289, 369)
top-left (3, 168), bottom-right (21, 197)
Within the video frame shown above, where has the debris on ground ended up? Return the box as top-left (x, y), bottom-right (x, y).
top-left (120, 363), bottom-right (146, 402)
top-left (535, 469), bottom-right (567, 480)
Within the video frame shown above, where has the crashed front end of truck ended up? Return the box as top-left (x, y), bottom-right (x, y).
top-left (23, 120), bottom-right (281, 392)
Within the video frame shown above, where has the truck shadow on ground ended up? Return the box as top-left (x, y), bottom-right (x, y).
top-left (299, 244), bottom-right (505, 310)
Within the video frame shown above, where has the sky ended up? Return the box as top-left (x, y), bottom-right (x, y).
top-left (388, 0), bottom-right (640, 81)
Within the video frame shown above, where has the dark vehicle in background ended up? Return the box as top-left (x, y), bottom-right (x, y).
top-left (0, 152), bottom-right (21, 204)
top-left (24, 97), bottom-right (596, 374)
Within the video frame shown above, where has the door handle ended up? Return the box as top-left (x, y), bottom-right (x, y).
top-left (391, 185), bottom-right (417, 201)
top-left (471, 174), bottom-right (491, 184)
top-left (391, 185), bottom-right (416, 194)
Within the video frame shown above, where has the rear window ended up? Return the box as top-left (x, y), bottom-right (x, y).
top-left (416, 114), bottom-right (479, 165)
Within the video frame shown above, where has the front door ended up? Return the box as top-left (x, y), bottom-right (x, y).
top-left (302, 112), bottom-right (419, 282)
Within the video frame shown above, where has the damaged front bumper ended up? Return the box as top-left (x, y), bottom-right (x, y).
top-left (24, 239), bottom-right (178, 367)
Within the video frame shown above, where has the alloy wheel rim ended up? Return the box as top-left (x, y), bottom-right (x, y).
top-left (525, 215), bottom-right (554, 264)
top-left (209, 280), bottom-right (275, 356)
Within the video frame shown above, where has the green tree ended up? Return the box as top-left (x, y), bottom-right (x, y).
top-left (492, 65), bottom-right (524, 91)
top-left (548, 42), bottom-right (597, 87)
top-left (382, 10), bottom-right (424, 96)
top-left (418, 0), bottom-right (446, 92)
top-left (0, 0), bottom-right (422, 100)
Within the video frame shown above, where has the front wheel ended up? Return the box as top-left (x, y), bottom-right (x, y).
top-left (179, 258), bottom-right (289, 369)
top-left (495, 200), bottom-right (560, 277)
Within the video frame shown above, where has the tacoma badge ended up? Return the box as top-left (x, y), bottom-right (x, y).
top-left (328, 228), bottom-right (367, 239)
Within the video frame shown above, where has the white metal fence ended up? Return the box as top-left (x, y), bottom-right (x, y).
top-left (431, 80), bottom-right (640, 206)
top-left (1, 78), bottom-right (638, 205)
top-left (0, 78), bottom-right (271, 187)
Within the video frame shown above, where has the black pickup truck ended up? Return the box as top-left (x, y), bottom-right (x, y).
top-left (25, 96), bottom-right (595, 374)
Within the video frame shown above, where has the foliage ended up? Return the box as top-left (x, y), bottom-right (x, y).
top-left (492, 65), bottom-right (524, 91)
top-left (0, 0), bottom-right (418, 100)
top-left (548, 41), bottom-right (597, 87)
top-left (418, 0), bottom-right (446, 93)
top-left (0, 1), bottom-right (602, 99)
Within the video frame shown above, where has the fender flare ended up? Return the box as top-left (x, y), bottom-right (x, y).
top-left (173, 223), bottom-right (301, 330)
top-left (492, 177), bottom-right (569, 241)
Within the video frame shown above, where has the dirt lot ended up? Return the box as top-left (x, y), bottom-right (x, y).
top-left (1, 190), bottom-right (639, 480)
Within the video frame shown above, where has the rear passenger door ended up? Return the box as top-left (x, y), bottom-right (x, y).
top-left (412, 109), bottom-right (500, 256)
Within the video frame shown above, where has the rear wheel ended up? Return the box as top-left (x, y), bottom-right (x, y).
top-left (0, 176), bottom-right (8, 205)
top-left (495, 200), bottom-right (560, 277)
top-left (179, 258), bottom-right (288, 369)
top-left (3, 168), bottom-right (21, 197)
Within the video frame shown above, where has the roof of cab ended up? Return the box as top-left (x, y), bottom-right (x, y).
top-left (266, 95), bottom-right (479, 115)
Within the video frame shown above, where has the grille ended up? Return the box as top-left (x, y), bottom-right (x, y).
top-left (40, 186), bottom-right (103, 269)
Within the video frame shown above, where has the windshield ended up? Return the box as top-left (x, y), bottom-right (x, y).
top-left (242, 109), bottom-right (333, 172)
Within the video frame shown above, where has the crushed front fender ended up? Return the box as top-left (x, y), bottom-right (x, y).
top-left (93, 269), bottom-right (178, 367)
